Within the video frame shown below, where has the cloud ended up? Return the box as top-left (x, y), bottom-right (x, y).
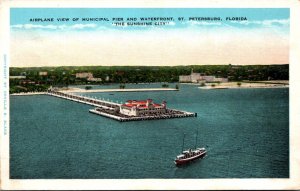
top-left (10, 24), bottom-right (289, 67)
top-left (186, 21), bottom-right (222, 26)
top-left (70, 24), bottom-right (97, 29)
top-left (10, 24), bottom-right (23, 29)
top-left (21, 24), bottom-right (57, 30)
top-left (183, 19), bottom-right (289, 28)
top-left (11, 23), bottom-right (98, 30)
top-left (230, 19), bottom-right (290, 27)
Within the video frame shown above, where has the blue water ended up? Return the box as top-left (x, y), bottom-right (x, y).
top-left (10, 84), bottom-right (289, 178)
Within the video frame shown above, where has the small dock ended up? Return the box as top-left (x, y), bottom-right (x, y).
top-left (47, 90), bottom-right (196, 122)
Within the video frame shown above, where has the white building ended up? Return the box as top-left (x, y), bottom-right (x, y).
top-left (202, 76), bottom-right (215, 82)
top-left (179, 75), bottom-right (191, 82)
top-left (10, 76), bottom-right (26, 79)
top-left (39, 71), bottom-right (48, 76)
top-left (87, 77), bottom-right (102, 82)
top-left (214, 77), bottom-right (228, 83)
top-left (76, 72), bottom-right (93, 79)
top-left (191, 73), bottom-right (202, 83)
top-left (179, 70), bottom-right (228, 83)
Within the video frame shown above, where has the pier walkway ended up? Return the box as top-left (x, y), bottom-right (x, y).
top-left (47, 90), bottom-right (120, 110)
top-left (47, 90), bottom-right (196, 122)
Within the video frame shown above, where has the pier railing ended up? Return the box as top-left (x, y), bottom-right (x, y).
top-left (47, 90), bottom-right (120, 110)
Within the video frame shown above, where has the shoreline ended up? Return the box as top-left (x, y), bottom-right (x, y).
top-left (198, 85), bottom-right (289, 90)
top-left (196, 81), bottom-right (289, 89)
top-left (10, 92), bottom-right (47, 96)
top-left (10, 81), bottom-right (289, 95)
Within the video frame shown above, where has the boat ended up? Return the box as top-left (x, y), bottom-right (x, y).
top-left (174, 131), bottom-right (206, 166)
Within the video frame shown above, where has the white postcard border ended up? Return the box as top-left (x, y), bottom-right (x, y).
top-left (1, 0), bottom-right (300, 190)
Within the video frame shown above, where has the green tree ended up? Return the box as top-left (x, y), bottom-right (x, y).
top-left (162, 83), bottom-right (169, 88)
top-left (85, 86), bottom-right (92, 90)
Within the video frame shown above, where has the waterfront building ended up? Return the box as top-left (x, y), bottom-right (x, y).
top-left (19, 80), bottom-right (36, 85)
top-left (39, 71), bottom-right (48, 76)
top-left (191, 73), bottom-right (202, 83)
top-left (179, 75), bottom-right (191, 82)
top-left (87, 77), bottom-right (102, 82)
top-left (214, 77), bottom-right (228, 83)
top-left (10, 76), bottom-right (26, 79)
top-left (120, 99), bottom-right (167, 116)
top-left (202, 76), bottom-right (214, 82)
top-left (179, 70), bottom-right (228, 83)
top-left (76, 72), bottom-right (93, 78)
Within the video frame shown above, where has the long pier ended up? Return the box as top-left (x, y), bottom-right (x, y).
top-left (47, 90), bottom-right (120, 109)
top-left (47, 90), bottom-right (196, 122)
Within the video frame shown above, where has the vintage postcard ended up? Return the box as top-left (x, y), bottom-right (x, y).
top-left (1, 0), bottom-right (300, 190)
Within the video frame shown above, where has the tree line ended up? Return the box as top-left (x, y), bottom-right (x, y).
top-left (9, 64), bottom-right (289, 93)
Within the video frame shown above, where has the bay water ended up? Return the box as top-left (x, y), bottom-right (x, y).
top-left (10, 84), bottom-right (289, 178)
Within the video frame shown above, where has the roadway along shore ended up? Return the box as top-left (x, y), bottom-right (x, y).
top-left (11, 88), bottom-right (178, 96)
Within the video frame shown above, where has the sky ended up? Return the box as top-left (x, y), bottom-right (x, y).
top-left (10, 8), bottom-right (290, 67)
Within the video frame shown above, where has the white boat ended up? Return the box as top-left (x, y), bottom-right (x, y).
top-left (174, 131), bottom-right (206, 165)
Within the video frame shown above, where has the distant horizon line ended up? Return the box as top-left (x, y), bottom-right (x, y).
top-left (10, 63), bottom-right (289, 68)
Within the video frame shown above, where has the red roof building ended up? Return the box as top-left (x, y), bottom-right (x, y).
top-left (120, 99), bottom-right (167, 116)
